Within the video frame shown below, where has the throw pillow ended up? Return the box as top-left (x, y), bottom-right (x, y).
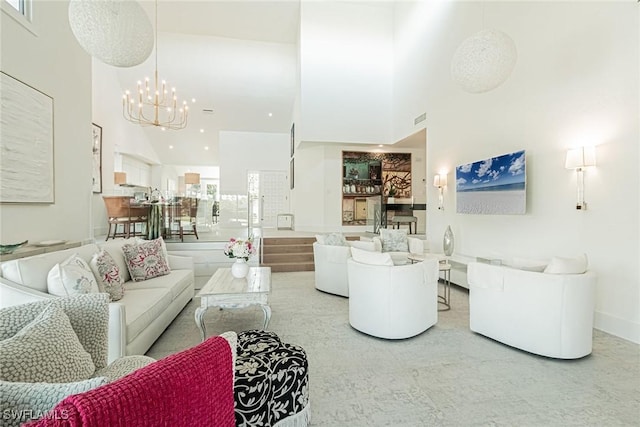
top-left (89, 250), bottom-right (125, 301)
top-left (122, 239), bottom-right (171, 282)
top-left (323, 232), bottom-right (348, 246)
top-left (544, 253), bottom-right (588, 274)
top-left (379, 229), bottom-right (409, 252)
top-left (47, 254), bottom-right (99, 297)
top-left (136, 236), bottom-right (169, 261)
top-left (315, 234), bottom-right (326, 245)
top-left (350, 247), bottom-right (394, 266)
top-left (348, 240), bottom-right (377, 252)
top-left (0, 377), bottom-right (107, 427)
top-left (0, 304), bottom-right (95, 383)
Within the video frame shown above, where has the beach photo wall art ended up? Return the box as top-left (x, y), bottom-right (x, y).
top-left (455, 150), bottom-right (526, 215)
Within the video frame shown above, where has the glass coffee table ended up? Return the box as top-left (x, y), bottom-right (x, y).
top-left (195, 266), bottom-right (271, 341)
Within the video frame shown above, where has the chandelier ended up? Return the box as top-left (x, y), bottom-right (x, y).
top-left (122, 0), bottom-right (190, 130)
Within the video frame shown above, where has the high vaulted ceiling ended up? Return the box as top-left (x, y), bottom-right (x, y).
top-left (114, 1), bottom-right (301, 166)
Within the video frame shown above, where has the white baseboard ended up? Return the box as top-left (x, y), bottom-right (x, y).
top-left (594, 311), bottom-right (640, 344)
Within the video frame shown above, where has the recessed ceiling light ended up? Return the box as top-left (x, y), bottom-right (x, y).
top-left (191, 98), bottom-right (196, 103)
top-left (200, 129), bottom-right (204, 133)
top-left (378, 145), bottom-right (383, 147)
top-left (204, 146), bottom-right (209, 150)
top-left (169, 145), bottom-right (173, 149)
top-left (268, 113), bottom-right (273, 117)
top-left (161, 127), bottom-right (166, 131)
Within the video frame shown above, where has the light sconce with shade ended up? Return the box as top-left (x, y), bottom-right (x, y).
top-left (114, 172), bottom-right (127, 185)
top-left (433, 173), bottom-right (448, 210)
top-left (565, 146), bottom-right (596, 210)
top-left (184, 172), bottom-right (200, 196)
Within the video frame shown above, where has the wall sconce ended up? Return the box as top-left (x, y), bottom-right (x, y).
top-left (433, 173), bottom-right (447, 210)
top-left (565, 146), bottom-right (596, 210)
top-left (114, 172), bottom-right (127, 185)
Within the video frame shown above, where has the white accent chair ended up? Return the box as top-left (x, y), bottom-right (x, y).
top-left (467, 261), bottom-right (597, 359)
top-left (313, 240), bottom-right (377, 297)
top-left (347, 252), bottom-right (439, 339)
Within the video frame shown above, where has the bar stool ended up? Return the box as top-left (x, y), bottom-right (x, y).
top-left (391, 216), bottom-right (418, 234)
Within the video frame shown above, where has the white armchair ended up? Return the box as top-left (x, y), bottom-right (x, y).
top-left (346, 251), bottom-right (439, 339)
top-left (313, 240), bottom-right (377, 297)
top-left (467, 261), bottom-right (597, 359)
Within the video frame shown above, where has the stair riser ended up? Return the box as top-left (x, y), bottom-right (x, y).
top-left (263, 245), bottom-right (313, 255)
top-left (266, 263), bottom-right (315, 273)
top-left (263, 237), bottom-right (316, 246)
top-left (263, 254), bottom-right (314, 263)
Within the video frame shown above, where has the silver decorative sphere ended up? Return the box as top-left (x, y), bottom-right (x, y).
top-left (451, 29), bottom-right (517, 94)
top-left (68, 0), bottom-right (154, 68)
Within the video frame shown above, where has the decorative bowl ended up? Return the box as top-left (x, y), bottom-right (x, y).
top-left (0, 240), bottom-right (28, 255)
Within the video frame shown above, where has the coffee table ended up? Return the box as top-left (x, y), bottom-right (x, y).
top-left (195, 266), bottom-right (271, 341)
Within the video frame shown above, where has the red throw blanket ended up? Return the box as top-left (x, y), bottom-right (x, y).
top-left (26, 336), bottom-right (235, 427)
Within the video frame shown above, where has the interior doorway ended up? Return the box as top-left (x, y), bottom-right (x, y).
top-left (248, 170), bottom-right (289, 231)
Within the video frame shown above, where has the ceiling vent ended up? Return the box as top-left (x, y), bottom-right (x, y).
top-left (414, 113), bottom-right (426, 125)
top-left (202, 108), bottom-right (214, 114)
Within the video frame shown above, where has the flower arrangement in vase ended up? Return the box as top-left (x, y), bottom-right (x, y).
top-left (224, 237), bottom-right (256, 278)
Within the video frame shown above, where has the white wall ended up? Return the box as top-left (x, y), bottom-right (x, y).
top-left (91, 60), bottom-right (161, 237)
top-left (0, 1), bottom-right (92, 243)
top-left (392, 1), bottom-right (639, 342)
top-left (298, 1), bottom-right (393, 144)
top-left (218, 131), bottom-right (289, 226)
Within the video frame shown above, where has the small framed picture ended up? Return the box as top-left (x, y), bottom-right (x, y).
top-left (290, 123), bottom-right (295, 158)
top-left (290, 158), bottom-right (295, 190)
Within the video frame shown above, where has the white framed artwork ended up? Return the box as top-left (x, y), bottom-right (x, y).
top-left (92, 123), bottom-right (102, 193)
top-left (0, 72), bottom-right (54, 203)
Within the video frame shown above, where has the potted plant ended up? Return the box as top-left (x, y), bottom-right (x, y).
top-left (224, 237), bottom-right (256, 278)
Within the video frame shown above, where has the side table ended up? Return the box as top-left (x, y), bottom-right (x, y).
top-left (407, 253), bottom-right (451, 311)
top-left (438, 261), bottom-right (451, 311)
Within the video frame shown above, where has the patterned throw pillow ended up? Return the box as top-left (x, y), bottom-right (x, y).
top-left (89, 250), bottom-right (125, 301)
top-left (47, 254), bottom-right (99, 297)
top-left (0, 377), bottom-right (108, 427)
top-left (0, 304), bottom-right (96, 383)
top-left (379, 229), bottom-right (409, 252)
top-left (122, 239), bottom-right (171, 282)
top-left (323, 232), bottom-right (348, 246)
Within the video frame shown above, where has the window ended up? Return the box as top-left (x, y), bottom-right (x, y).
top-left (4, 0), bottom-right (30, 19)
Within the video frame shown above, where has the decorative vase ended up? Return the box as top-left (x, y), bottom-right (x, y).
top-left (443, 225), bottom-right (454, 256)
top-left (231, 258), bottom-right (249, 278)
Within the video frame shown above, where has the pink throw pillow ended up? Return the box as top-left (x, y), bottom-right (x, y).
top-left (122, 239), bottom-right (171, 282)
top-left (89, 250), bottom-right (125, 301)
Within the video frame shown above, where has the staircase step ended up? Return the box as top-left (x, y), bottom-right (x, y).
top-left (263, 244), bottom-right (313, 255)
top-left (263, 237), bottom-right (316, 246)
top-left (262, 253), bottom-right (314, 264)
top-left (262, 261), bottom-right (315, 273)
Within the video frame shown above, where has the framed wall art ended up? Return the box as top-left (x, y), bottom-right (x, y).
top-left (290, 122), bottom-right (295, 158)
top-left (456, 149), bottom-right (526, 215)
top-left (92, 123), bottom-right (102, 193)
top-left (0, 72), bottom-right (54, 203)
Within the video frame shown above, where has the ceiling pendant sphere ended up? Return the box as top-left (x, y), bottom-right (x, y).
top-left (68, 0), bottom-right (154, 67)
top-left (451, 29), bottom-right (517, 94)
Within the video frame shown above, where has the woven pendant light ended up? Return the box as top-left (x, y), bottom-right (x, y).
top-left (68, 0), bottom-right (154, 67)
top-left (451, 29), bottom-right (517, 94)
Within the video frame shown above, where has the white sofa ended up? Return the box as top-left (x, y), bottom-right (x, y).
top-left (0, 238), bottom-right (194, 363)
top-left (467, 261), bottom-right (597, 359)
top-left (346, 254), bottom-right (439, 339)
